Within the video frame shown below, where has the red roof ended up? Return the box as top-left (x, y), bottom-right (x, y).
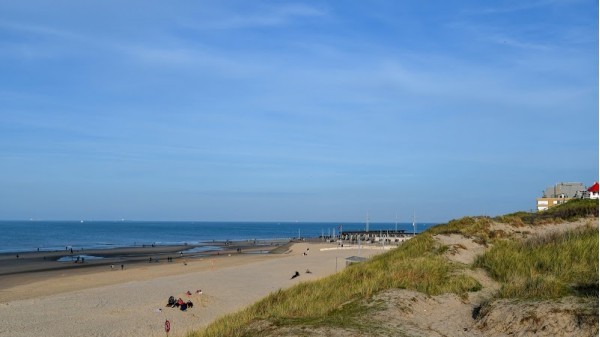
top-left (588, 182), bottom-right (599, 193)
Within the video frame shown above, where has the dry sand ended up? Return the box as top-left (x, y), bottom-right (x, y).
top-left (0, 242), bottom-right (387, 337)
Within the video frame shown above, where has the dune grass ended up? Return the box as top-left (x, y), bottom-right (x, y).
top-left (474, 225), bottom-right (598, 299)
top-left (189, 200), bottom-right (598, 336)
top-left (187, 233), bottom-right (481, 337)
top-left (497, 199), bottom-right (599, 226)
top-left (427, 216), bottom-right (494, 245)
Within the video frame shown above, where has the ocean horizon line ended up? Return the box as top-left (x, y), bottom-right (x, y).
top-left (0, 219), bottom-right (439, 224)
top-left (0, 220), bottom-right (436, 254)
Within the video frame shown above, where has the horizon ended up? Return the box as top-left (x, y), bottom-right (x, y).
top-left (1, 1), bottom-right (598, 223)
top-left (0, 218), bottom-right (437, 224)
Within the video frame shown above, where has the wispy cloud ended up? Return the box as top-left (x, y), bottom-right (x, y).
top-left (0, 19), bottom-right (80, 40)
top-left (463, 0), bottom-right (580, 15)
top-left (489, 35), bottom-right (552, 51)
top-left (181, 3), bottom-right (327, 30)
top-left (0, 20), bottom-right (84, 59)
top-left (0, 1), bottom-right (595, 221)
top-left (120, 45), bottom-right (196, 65)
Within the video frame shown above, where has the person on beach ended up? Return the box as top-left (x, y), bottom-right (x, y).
top-left (291, 271), bottom-right (300, 279)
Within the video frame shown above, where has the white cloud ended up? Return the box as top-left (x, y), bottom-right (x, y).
top-left (180, 3), bottom-right (327, 30)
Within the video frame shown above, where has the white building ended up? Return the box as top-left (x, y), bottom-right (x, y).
top-left (537, 182), bottom-right (599, 211)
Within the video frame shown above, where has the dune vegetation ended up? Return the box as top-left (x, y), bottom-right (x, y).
top-left (187, 199), bottom-right (598, 337)
top-left (188, 233), bottom-right (481, 337)
top-left (474, 226), bottom-right (598, 299)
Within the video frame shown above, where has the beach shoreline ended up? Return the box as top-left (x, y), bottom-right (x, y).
top-left (0, 239), bottom-right (292, 299)
top-left (0, 241), bottom-right (387, 337)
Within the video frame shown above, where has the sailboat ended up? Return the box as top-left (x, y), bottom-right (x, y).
top-left (412, 211), bottom-right (416, 236)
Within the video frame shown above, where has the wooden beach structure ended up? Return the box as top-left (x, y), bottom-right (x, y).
top-left (337, 229), bottom-right (412, 244)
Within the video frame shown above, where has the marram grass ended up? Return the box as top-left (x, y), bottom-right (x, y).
top-left (498, 198), bottom-right (598, 225)
top-left (474, 226), bottom-right (599, 299)
top-left (187, 233), bottom-right (481, 337)
top-left (189, 200), bottom-right (598, 336)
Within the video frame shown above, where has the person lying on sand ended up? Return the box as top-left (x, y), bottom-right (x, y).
top-left (178, 300), bottom-right (193, 311)
top-left (291, 271), bottom-right (300, 279)
top-left (167, 296), bottom-right (176, 307)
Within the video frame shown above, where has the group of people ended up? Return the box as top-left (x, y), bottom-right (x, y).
top-left (166, 289), bottom-right (202, 311)
top-left (166, 296), bottom-right (194, 311)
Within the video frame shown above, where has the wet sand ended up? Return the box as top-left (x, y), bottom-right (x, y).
top-left (0, 240), bottom-right (288, 301)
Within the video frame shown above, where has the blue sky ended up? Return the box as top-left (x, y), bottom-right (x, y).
top-left (0, 1), bottom-right (597, 222)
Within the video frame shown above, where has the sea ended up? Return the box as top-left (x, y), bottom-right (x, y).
top-left (0, 221), bottom-right (436, 254)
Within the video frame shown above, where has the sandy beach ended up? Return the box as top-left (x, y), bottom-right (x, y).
top-left (0, 242), bottom-right (389, 337)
